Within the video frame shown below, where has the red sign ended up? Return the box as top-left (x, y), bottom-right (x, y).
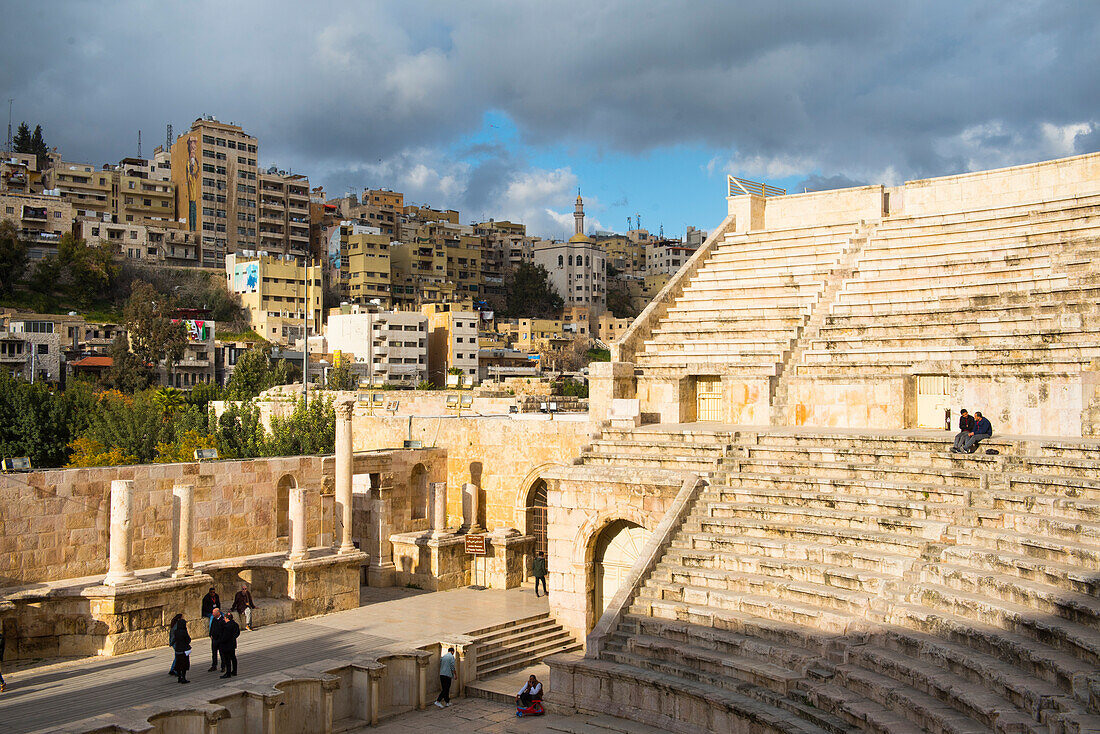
top-left (465, 534), bottom-right (486, 555)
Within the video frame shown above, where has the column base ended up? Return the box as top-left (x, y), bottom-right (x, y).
top-left (170, 568), bottom-right (196, 578)
top-left (102, 574), bottom-right (140, 587)
top-left (287, 551), bottom-right (309, 562)
top-left (367, 562), bottom-right (396, 587)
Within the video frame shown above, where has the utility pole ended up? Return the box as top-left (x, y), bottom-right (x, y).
top-left (302, 257), bottom-right (309, 404)
top-left (6, 99), bottom-right (12, 154)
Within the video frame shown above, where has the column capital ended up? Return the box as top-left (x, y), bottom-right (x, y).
top-left (335, 399), bottom-right (355, 420)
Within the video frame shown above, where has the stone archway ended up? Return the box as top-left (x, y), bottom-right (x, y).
top-left (591, 519), bottom-right (647, 619)
top-left (410, 463), bottom-right (428, 520)
top-left (525, 479), bottom-right (548, 558)
top-left (276, 474), bottom-right (297, 540)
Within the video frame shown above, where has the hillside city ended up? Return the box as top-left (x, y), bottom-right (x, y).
top-left (0, 116), bottom-right (707, 396)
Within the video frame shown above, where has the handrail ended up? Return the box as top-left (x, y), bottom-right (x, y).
top-left (728, 175), bottom-right (785, 198)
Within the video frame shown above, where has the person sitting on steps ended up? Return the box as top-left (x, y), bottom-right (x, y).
top-left (517, 674), bottom-right (543, 708)
top-left (960, 411), bottom-right (993, 454)
top-left (951, 409), bottom-right (975, 453)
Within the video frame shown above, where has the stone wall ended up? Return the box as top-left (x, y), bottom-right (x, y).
top-left (0, 456), bottom-right (329, 588)
top-left (541, 464), bottom-right (689, 643)
top-left (351, 412), bottom-right (594, 532)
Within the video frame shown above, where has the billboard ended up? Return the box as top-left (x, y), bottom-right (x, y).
top-left (233, 262), bottom-right (259, 293)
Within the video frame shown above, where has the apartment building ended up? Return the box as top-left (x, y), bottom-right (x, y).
top-left (258, 168), bottom-right (310, 260)
top-left (0, 317), bottom-right (62, 382)
top-left (0, 192), bottom-right (74, 259)
top-left (225, 253), bottom-right (322, 346)
top-left (0, 152), bottom-right (44, 195)
top-left (43, 160), bottom-right (112, 218)
top-left (162, 313), bottom-right (216, 389)
top-left (338, 222), bottom-right (391, 306)
top-left (645, 238), bottom-right (698, 275)
top-left (325, 304), bottom-right (427, 387)
top-left (171, 116), bottom-right (259, 268)
top-left (363, 188), bottom-right (404, 212)
top-left (595, 233), bottom-right (645, 275)
top-left (422, 303), bottom-right (479, 386)
top-left (114, 157), bottom-right (177, 225)
top-left (73, 218), bottom-right (200, 267)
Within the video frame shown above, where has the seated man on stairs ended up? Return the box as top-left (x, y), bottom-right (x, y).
top-left (959, 411), bottom-right (993, 454)
top-left (516, 674), bottom-right (544, 708)
top-left (951, 409), bottom-right (975, 453)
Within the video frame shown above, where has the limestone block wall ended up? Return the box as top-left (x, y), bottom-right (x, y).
top-left (742, 184), bottom-right (886, 230)
top-left (0, 456), bottom-right (329, 587)
top-left (540, 464), bottom-right (687, 644)
top-left (351, 412), bottom-right (593, 532)
top-left (784, 373), bottom-right (1096, 436)
top-left (901, 152), bottom-right (1100, 216)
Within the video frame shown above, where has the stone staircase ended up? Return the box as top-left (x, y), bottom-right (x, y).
top-left (565, 428), bottom-right (1100, 733)
top-left (470, 612), bottom-right (581, 680)
top-left (770, 226), bottom-right (872, 423)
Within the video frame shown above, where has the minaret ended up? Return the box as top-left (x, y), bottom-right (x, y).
top-left (574, 190), bottom-right (585, 236)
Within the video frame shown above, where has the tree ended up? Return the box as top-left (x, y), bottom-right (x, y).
top-left (503, 263), bottom-right (563, 318)
top-left (11, 122), bottom-right (31, 154)
top-left (227, 346), bottom-right (276, 400)
top-left (0, 373), bottom-right (88, 468)
top-left (124, 281), bottom-right (187, 384)
top-left (105, 333), bottom-right (155, 392)
top-left (265, 396), bottom-right (336, 457)
top-left (84, 390), bottom-right (171, 464)
top-left (215, 400), bottom-right (266, 459)
top-left (30, 124), bottom-right (48, 169)
top-left (56, 234), bottom-right (116, 307)
top-left (326, 362), bottom-right (356, 391)
top-left (0, 220), bottom-right (28, 296)
top-left (606, 276), bottom-right (638, 319)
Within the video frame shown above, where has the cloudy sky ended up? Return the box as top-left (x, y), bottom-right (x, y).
top-left (2, 1), bottom-right (1097, 238)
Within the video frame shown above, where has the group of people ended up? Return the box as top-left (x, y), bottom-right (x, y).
top-left (434, 647), bottom-right (543, 714)
top-left (168, 584), bottom-right (257, 684)
top-left (952, 409), bottom-right (994, 454)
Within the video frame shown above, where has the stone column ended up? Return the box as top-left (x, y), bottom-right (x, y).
top-left (171, 484), bottom-right (195, 577)
top-left (462, 482), bottom-right (483, 534)
top-left (368, 668), bottom-right (385, 726)
top-left (103, 479), bottom-right (138, 586)
top-left (335, 400), bottom-right (356, 554)
top-left (430, 481), bottom-right (447, 536)
top-left (288, 487), bottom-right (309, 561)
top-left (416, 655), bottom-right (429, 710)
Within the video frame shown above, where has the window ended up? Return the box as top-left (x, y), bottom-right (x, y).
top-left (558, 255), bottom-right (563, 267)
top-left (37, 344), bottom-right (48, 354)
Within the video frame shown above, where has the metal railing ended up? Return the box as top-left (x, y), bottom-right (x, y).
top-left (727, 175), bottom-right (786, 198)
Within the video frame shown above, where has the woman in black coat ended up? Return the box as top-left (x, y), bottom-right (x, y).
top-left (172, 616), bottom-right (192, 684)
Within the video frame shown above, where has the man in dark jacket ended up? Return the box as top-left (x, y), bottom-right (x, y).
top-left (231, 583), bottom-right (257, 631)
top-left (533, 551), bottom-right (548, 598)
top-left (201, 587), bottom-right (220, 630)
top-left (0, 628), bottom-right (6, 692)
top-left (173, 618), bottom-right (192, 684)
top-left (208, 607), bottom-right (225, 672)
top-left (961, 411), bottom-right (993, 454)
top-left (219, 612), bottom-right (241, 678)
top-left (951, 409), bottom-right (975, 453)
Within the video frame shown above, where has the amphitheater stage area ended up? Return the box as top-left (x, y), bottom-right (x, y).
top-left (2, 586), bottom-right (551, 733)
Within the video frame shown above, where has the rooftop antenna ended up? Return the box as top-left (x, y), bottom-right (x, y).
top-left (659, 223), bottom-right (664, 238)
top-left (627, 216), bottom-right (633, 231)
top-left (137, 129), bottom-right (142, 159)
top-left (166, 123), bottom-right (173, 151)
top-left (6, 99), bottom-right (12, 154)
top-left (636, 213), bottom-right (642, 231)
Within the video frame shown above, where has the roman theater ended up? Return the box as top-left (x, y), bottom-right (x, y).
top-left (5, 151), bottom-right (1100, 733)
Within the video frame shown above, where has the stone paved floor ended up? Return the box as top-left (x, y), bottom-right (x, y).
top-left (349, 696), bottom-right (666, 734)
top-left (1, 585), bottom-right (549, 734)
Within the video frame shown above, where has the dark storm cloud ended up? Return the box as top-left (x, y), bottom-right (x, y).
top-left (1, 1), bottom-right (1097, 217)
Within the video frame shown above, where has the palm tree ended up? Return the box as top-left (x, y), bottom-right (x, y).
top-left (153, 386), bottom-right (185, 417)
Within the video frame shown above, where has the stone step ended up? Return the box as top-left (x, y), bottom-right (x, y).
top-left (581, 452), bottom-right (719, 472)
top-left (655, 557), bottom-right (896, 595)
top-left (871, 627), bottom-right (1082, 722)
top-left (885, 602), bottom-right (1096, 700)
top-left (586, 439), bottom-right (728, 458)
top-left (825, 662), bottom-right (1025, 734)
top-left (724, 472), bottom-right (972, 506)
top-left (910, 583), bottom-right (1100, 668)
top-left (871, 195), bottom-right (1100, 234)
top-left (641, 572), bottom-right (875, 620)
top-left (665, 538), bottom-right (916, 577)
top-left (811, 327), bottom-right (1100, 352)
top-left (729, 458), bottom-right (983, 488)
top-left (1008, 472), bottom-right (1100, 497)
top-left (713, 486), bottom-right (965, 520)
top-left (940, 545), bottom-right (1100, 596)
top-left (830, 283), bottom-right (1100, 318)
top-left (920, 563), bottom-right (1100, 632)
top-left (683, 519), bottom-right (928, 557)
top-left (479, 630), bottom-right (582, 674)
top-left (964, 526), bottom-right (1100, 568)
top-left (806, 683), bottom-right (927, 734)
top-left (736, 444), bottom-right (998, 472)
top-left (705, 501), bottom-right (950, 541)
top-left (992, 492), bottom-right (1100, 524)
top-left (474, 615), bottom-right (564, 648)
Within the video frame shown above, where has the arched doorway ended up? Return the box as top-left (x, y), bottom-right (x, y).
top-left (276, 474), bottom-right (297, 540)
top-left (526, 480), bottom-right (548, 557)
top-left (410, 463), bottom-right (428, 520)
top-left (593, 519), bottom-right (647, 617)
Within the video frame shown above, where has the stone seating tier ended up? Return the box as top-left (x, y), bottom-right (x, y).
top-left (572, 427), bottom-right (1100, 733)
